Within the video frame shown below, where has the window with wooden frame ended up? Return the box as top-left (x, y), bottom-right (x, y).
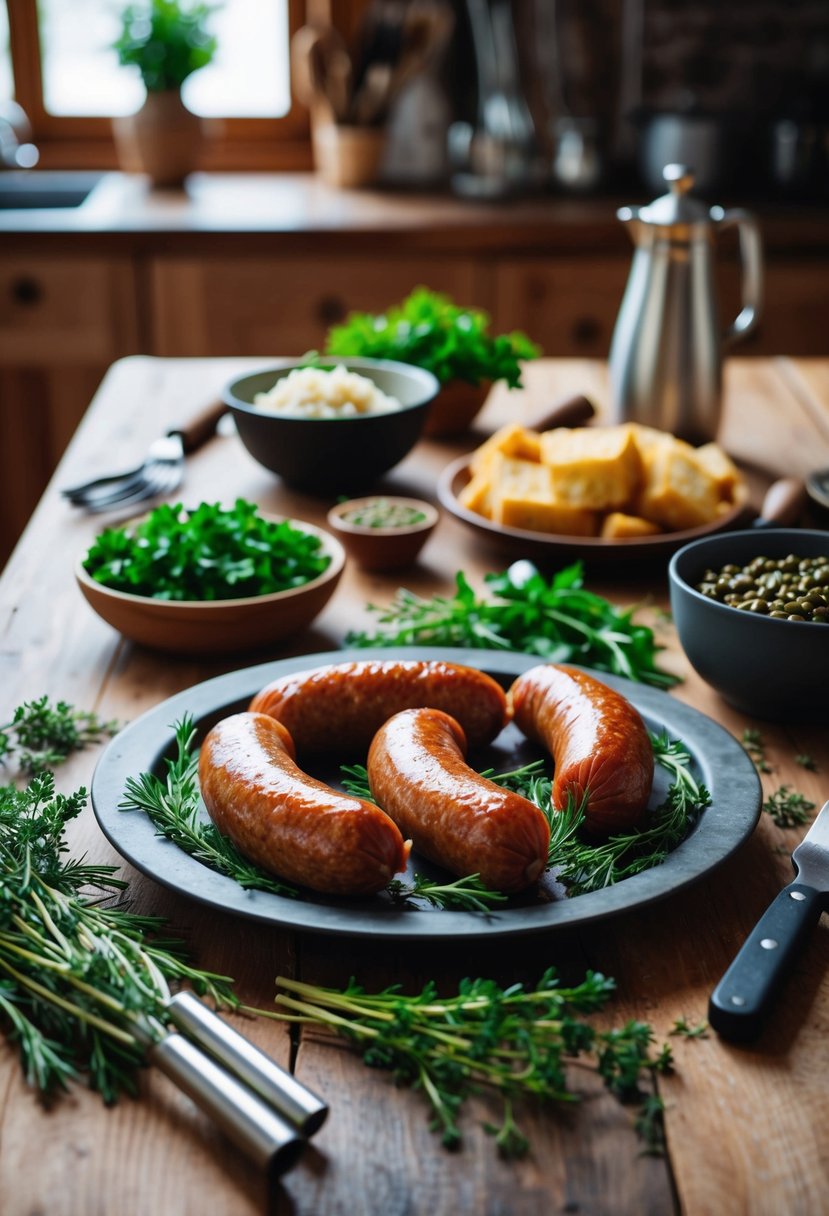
top-left (2, 0), bottom-right (365, 171)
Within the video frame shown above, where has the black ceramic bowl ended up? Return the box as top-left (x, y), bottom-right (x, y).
top-left (669, 528), bottom-right (829, 720)
top-left (223, 358), bottom-right (439, 493)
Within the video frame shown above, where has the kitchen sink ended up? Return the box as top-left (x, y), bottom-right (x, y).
top-left (0, 170), bottom-right (107, 209)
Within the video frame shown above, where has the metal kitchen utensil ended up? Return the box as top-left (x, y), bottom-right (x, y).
top-left (148, 1032), bottom-right (307, 1179)
top-left (709, 799), bottom-right (829, 1042)
top-left (608, 163), bottom-right (763, 446)
top-left (167, 991), bottom-right (328, 1135)
top-left (61, 398), bottom-right (227, 513)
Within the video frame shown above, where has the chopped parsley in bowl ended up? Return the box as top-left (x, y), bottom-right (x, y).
top-left (76, 500), bottom-right (345, 654)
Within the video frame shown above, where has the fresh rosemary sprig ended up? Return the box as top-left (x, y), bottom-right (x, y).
top-left (119, 717), bottom-right (299, 898)
top-left (346, 561), bottom-right (678, 689)
top-left (0, 757), bottom-right (237, 1102)
top-left (385, 873), bottom-right (508, 913)
top-left (762, 786), bottom-right (816, 829)
top-left (0, 696), bottom-right (117, 776)
top-left (539, 731), bottom-right (710, 895)
top-left (267, 969), bottom-right (672, 1157)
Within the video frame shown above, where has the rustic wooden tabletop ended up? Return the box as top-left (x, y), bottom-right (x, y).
top-left (1, 356), bottom-right (828, 1216)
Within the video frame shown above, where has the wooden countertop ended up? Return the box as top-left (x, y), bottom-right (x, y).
top-left (2, 356), bottom-right (829, 1215)
top-left (3, 172), bottom-right (829, 255)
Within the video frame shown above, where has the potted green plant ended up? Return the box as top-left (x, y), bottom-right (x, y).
top-left (112, 0), bottom-right (219, 187)
top-left (325, 287), bottom-right (541, 437)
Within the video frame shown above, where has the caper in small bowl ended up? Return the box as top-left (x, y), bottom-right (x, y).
top-left (669, 528), bottom-right (829, 720)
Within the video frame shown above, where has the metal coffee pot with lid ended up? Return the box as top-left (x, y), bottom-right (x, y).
top-left (608, 164), bottom-right (763, 445)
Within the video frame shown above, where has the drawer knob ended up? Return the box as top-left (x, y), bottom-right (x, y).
top-left (315, 294), bottom-right (347, 326)
top-left (11, 275), bottom-right (43, 306)
top-left (571, 316), bottom-right (601, 346)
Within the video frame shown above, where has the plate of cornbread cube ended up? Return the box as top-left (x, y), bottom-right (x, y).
top-left (437, 420), bottom-right (752, 562)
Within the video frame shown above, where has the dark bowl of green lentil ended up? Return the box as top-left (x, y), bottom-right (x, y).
top-left (669, 528), bottom-right (829, 720)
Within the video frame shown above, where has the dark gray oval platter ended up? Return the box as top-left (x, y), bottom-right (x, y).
top-left (91, 647), bottom-right (761, 940)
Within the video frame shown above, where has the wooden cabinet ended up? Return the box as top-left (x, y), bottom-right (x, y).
top-left (0, 255), bottom-right (140, 563)
top-left (149, 256), bottom-right (484, 355)
top-left (491, 258), bottom-right (631, 357)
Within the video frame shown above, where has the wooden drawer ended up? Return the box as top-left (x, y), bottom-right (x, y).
top-left (491, 258), bottom-right (630, 358)
top-left (0, 256), bottom-right (139, 364)
top-left (148, 257), bottom-right (484, 355)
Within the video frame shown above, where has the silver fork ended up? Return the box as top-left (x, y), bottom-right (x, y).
top-left (62, 399), bottom-right (228, 513)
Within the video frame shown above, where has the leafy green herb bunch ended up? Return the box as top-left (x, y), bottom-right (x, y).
top-left (113, 0), bottom-right (219, 92)
top-left (82, 499), bottom-right (331, 602)
top-left (325, 286), bottom-right (541, 389)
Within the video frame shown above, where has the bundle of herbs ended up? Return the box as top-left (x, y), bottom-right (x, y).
top-left (0, 699), bottom-right (236, 1102)
top-left (347, 561), bottom-right (678, 689)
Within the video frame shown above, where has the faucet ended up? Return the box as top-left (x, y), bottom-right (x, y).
top-left (0, 100), bottom-right (39, 169)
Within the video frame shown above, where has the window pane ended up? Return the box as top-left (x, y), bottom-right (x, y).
top-left (39, 0), bottom-right (290, 118)
top-left (0, 2), bottom-right (13, 102)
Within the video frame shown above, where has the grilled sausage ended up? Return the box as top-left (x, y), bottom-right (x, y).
top-left (249, 659), bottom-right (509, 756)
top-left (509, 664), bottom-right (654, 835)
top-left (199, 711), bottom-right (409, 896)
top-left (367, 707), bottom-right (551, 893)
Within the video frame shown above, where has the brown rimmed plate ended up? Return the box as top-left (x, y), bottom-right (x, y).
top-left (437, 456), bottom-right (752, 564)
top-left (90, 647), bottom-right (760, 940)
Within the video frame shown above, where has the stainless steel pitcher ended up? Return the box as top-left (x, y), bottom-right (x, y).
top-left (608, 163), bottom-right (763, 445)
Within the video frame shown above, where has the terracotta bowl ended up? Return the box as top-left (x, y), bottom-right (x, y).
top-left (76, 519), bottom-right (346, 656)
top-left (422, 380), bottom-right (491, 438)
top-left (326, 496), bottom-right (439, 571)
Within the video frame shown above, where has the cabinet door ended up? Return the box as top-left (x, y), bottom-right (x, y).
top-left (0, 256), bottom-right (139, 567)
top-left (717, 260), bottom-right (829, 356)
top-left (148, 257), bottom-right (483, 355)
top-left (491, 259), bottom-right (630, 358)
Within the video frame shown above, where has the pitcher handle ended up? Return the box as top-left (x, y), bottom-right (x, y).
top-left (717, 208), bottom-right (763, 349)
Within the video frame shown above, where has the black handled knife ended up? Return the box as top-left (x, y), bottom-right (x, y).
top-left (709, 799), bottom-right (829, 1042)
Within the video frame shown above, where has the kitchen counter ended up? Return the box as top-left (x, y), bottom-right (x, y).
top-left (1, 355), bottom-right (829, 1215)
top-left (2, 172), bottom-right (829, 254)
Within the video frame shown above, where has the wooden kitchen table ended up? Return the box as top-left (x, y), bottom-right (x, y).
top-left (1, 356), bottom-right (828, 1216)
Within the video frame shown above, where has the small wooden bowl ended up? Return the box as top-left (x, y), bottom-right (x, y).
top-left (76, 518), bottom-right (345, 655)
top-left (326, 496), bottom-right (439, 571)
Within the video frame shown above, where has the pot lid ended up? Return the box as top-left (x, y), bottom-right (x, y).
top-left (635, 164), bottom-right (712, 226)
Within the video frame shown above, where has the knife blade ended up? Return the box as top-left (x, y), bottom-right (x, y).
top-left (709, 799), bottom-right (829, 1042)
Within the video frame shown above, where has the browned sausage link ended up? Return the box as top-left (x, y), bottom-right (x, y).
top-left (198, 712), bottom-right (410, 896)
top-left (509, 664), bottom-right (654, 835)
top-left (367, 707), bottom-right (551, 894)
top-left (249, 659), bottom-right (509, 756)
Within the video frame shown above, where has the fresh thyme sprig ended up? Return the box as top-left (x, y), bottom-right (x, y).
top-left (0, 750), bottom-right (237, 1102)
top-left (670, 1017), bottom-right (709, 1040)
top-left (266, 969), bottom-right (673, 1157)
top-left (0, 697), bottom-right (117, 776)
top-left (741, 728), bottom-right (773, 773)
top-left (346, 562), bottom-right (678, 689)
top-left (119, 717), bottom-right (299, 898)
top-left (762, 786), bottom-right (816, 829)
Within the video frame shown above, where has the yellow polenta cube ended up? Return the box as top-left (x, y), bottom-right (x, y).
top-left (637, 444), bottom-right (722, 529)
top-left (694, 443), bottom-right (743, 501)
top-left (600, 512), bottom-right (663, 539)
top-left (539, 425), bottom-right (642, 509)
top-left (457, 466), bottom-right (493, 517)
top-left (491, 455), bottom-right (598, 535)
top-left (470, 423), bottom-right (542, 475)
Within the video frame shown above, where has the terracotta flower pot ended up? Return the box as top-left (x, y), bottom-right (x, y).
top-left (422, 380), bottom-right (492, 438)
top-left (113, 90), bottom-right (205, 188)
